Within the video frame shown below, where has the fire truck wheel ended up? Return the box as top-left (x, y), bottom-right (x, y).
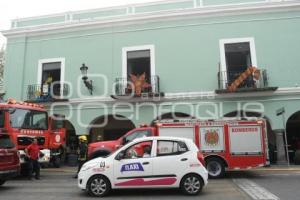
top-left (0, 180), bottom-right (6, 186)
top-left (180, 173), bottom-right (203, 195)
top-left (87, 175), bottom-right (111, 197)
top-left (206, 158), bottom-right (225, 179)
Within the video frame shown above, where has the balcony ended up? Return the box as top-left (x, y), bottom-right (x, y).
top-left (215, 69), bottom-right (278, 94)
top-left (26, 83), bottom-right (69, 103)
top-left (111, 75), bottom-right (164, 100)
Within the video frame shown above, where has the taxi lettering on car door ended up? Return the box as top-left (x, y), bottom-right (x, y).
top-left (113, 140), bottom-right (154, 187)
top-left (113, 140), bottom-right (178, 187)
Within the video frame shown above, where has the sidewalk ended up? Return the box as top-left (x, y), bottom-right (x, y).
top-left (251, 164), bottom-right (300, 171)
top-left (226, 164), bottom-right (300, 172)
top-left (41, 166), bottom-right (77, 173)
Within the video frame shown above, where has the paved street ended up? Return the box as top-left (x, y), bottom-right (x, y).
top-left (0, 167), bottom-right (300, 200)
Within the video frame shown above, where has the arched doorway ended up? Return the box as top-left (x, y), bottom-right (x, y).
top-left (88, 115), bottom-right (135, 143)
top-left (64, 120), bottom-right (77, 153)
top-left (224, 111), bottom-right (276, 163)
top-left (286, 111), bottom-right (300, 164)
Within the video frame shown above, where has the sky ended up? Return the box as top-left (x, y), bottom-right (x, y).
top-left (0, 0), bottom-right (164, 48)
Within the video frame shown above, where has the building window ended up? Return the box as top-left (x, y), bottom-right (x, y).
top-left (219, 38), bottom-right (257, 89)
top-left (127, 50), bottom-right (151, 82)
top-left (225, 42), bottom-right (252, 74)
top-left (41, 62), bottom-right (61, 86)
top-left (122, 45), bottom-right (155, 95)
top-left (37, 58), bottom-right (65, 98)
top-left (123, 45), bottom-right (155, 80)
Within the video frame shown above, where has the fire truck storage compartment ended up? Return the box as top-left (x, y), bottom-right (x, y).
top-left (229, 125), bottom-right (263, 155)
top-left (158, 127), bottom-right (195, 140)
top-left (199, 126), bottom-right (225, 152)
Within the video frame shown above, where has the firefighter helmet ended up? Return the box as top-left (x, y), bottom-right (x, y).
top-left (79, 135), bottom-right (87, 141)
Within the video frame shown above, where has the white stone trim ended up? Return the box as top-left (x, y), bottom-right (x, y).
top-left (9, 0), bottom-right (293, 24)
top-left (3, 1), bottom-right (300, 38)
top-left (10, 0), bottom-right (191, 24)
top-left (37, 57), bottom-right (65, 98)
top-left (193, 0), bottom-right (198, 8)
top-left (199, 0), bottom-right (204, 7)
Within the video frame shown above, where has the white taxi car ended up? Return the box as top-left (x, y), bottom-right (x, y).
top-left (78, 136), bottom-right (208, 197)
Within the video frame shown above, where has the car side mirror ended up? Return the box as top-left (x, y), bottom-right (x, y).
top-left (122, 137), bottom-right (128, 145)
top-left (115, 150), bottom-right (125, 161)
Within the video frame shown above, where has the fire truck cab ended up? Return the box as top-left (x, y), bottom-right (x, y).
top-left (0, 99), bottom-right (66, 169)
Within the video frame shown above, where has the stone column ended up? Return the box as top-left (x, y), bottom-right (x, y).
top-left (274, 129), bottom-right (287, 164)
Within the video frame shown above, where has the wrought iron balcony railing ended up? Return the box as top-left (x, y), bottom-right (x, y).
top-left (27, 83), bottom-right (69, 102)
top-left (216, 69), bottom-right (277, 93)
top-left (112, 75), bottom-right (164, 99)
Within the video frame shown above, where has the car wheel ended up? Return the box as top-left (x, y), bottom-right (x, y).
top-left (206, 158), bottom-right (225, 179)
top-left (87, 175), bottom-right (111, 197)
top-left (0, 180), bottom-right (6, 186)
top-left (180, 174), bottom-right (203, 195)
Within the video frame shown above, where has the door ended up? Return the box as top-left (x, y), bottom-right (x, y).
top-left (0, 134), bottom-right (18, 169)
top-left (229, 125), bottom-right (263, 155)
top-left (152, 140), bottom-right (190, 187)
top-left (113, 140), bottom-right (154, 188)
top-left (49, 115), bottom-right (66, 149)
top-left (41, 62), bottom-right (62, 97)
top-left (199, 126), bottom-right (225, 153)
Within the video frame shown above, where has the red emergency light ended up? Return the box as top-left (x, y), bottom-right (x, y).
top-left (7, 98), bottom-right (44, 108)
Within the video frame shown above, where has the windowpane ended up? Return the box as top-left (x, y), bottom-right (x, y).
top-left (224, 41), bottom-right (256, 88)
top-left (42, 62), bottom-right (62, 97)
top-left (0, 110), bottom-right (4, 128)
top-left (9, 108), bottom-right (48, 130)
top-left (127, 50), bottom-right (151, 82)
top-left (225, 42), bottom-right (251, 73)
top-left (157, 140), bottom-right (188, 156)
top-left (123, 141), bottom-right (152, 159)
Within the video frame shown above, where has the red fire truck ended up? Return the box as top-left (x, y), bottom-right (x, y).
top-left (0, 99), bottom-right (66, 169)
top-left (88, 119), bottom-right (269, 178)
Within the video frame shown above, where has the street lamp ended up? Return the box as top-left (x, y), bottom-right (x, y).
top-left (80, 63), bottom-right (93, 95)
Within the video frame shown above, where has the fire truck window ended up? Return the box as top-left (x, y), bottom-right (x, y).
top-left (157, 140), bottom-right (188, 156)
top-left (52, 119), bottom-right (64, 130)
top-left (9, 109), bottom-right (48, 130)
top-left (0, 135), bottom-right (15, 149)
top-left (33, 113), bottom-right (47, 129)
top-left (0, 110), bottom-right (4, 128)
top-left (124, 130), bottom-right (151, 143)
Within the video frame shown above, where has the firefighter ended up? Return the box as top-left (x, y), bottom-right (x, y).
top-left (73, 135), bottom-right (88, 178)
top-left (25, 138), bottom-right (41, 180)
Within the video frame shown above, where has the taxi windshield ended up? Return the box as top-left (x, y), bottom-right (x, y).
top-left (9, 108), bottom-right (48, 130)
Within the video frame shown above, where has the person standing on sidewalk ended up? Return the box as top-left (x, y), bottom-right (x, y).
top-left (74, 135), bottom-right (88, 178)
top-left (25, 138), bottom-right (41, 180)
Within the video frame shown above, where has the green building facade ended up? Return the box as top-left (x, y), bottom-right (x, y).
top-left (2, 0), bottom-right (300, 163)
